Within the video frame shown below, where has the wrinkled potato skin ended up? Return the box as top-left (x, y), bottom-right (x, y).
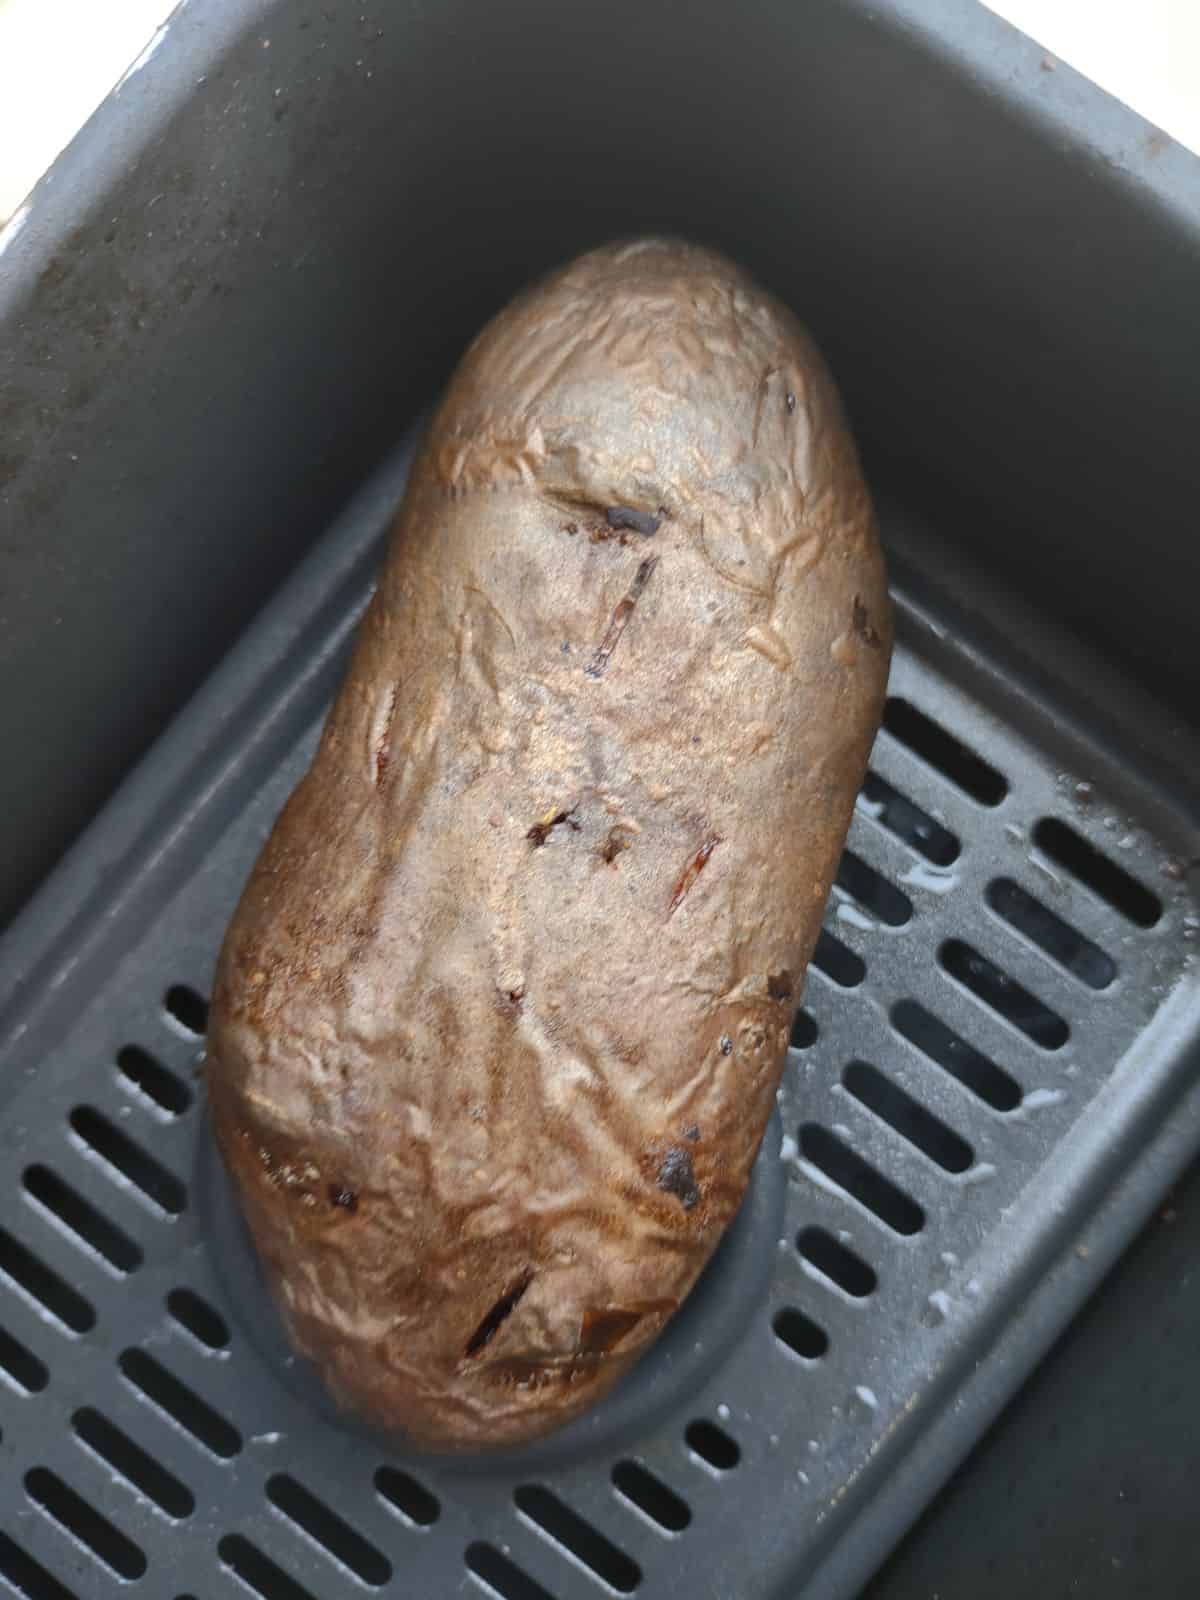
top-left (206, 239), bottom-right (891, 1449)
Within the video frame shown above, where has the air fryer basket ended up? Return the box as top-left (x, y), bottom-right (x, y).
top-left (3, 2), bottom-right (1200, 1597)
top-left (0, 430), bottom-right (1198, 1600)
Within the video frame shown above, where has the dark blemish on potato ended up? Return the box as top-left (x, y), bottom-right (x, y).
top-left (668, 832), bottom-right (722, 916)
top-left (561, 641), bottom-right (571, 654)
top-left (527, 808), bottom-right (580, 847)
top-left (606, 505), bottom-right (661, 537)
top-left (719, 1035), bottom-right (733, 1056)
top-left (752, 366), bottom-right (777, 447)
top-left (684, 1124), bottom-right (701, 1142)
top-left (585, 555), bottom-right (659, 680)
top-left (589, 523), bottom-right (630, 546)
top-left (328, 1184), bottom-right (359, 1213)
top-left (578, 1306), bottom-right (644, 1356)
top-left (852, 595), bottom-right (883, 650)
top-left (767, 970), bottom-right (794, 1002)
top-left (499, 985), bottom-right (525, 1015)
top-left (657, 1146), bottom-right (700, 1210)
top-left (374, 683), bottom-right (398, 787)
top-left (486, 1357), bottom-right (582, 1391)
top-left (600, 828), bottom-right (632, 865)
top-left (564, 521), bottom-right (578, 535)
top-left (464, 1268), bottom-right (535, 1359)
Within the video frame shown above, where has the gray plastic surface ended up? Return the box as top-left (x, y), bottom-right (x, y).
top-left (1, 436), bottom-right (1198, 1600)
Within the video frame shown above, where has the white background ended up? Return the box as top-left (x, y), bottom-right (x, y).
top-left (0, 0), bottom-right (1197, 225)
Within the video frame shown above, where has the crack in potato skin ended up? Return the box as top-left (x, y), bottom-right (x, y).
top-left (206, 238), bottom-right (891, 1451)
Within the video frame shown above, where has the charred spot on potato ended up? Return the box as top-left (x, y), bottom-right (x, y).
top-left (719, 1034), bottom-right (733, 1056)
top-left (487, 1357), bottom-right (583, 1391)
top-left (852, 595), bottom-right (883, 650)
top-left (767, 970), bottom-right (794, 1002)
top-left (606, 505), bottom-right (661, 537)
top-left (527, 808), bottom-right (580, 847)
top-left (578, 1306), bottom-right (645, 1356)
top-left (498, 985), bottom-right (525, 1016)
top-left (463, 1268), bottom-right (534, 1359)
top-left (684, 1124), bottom-right (701, 1142)
top-left (328, 1183), bottom-right (358, 1213)
top-left (585, 555), bottom-right (659, 680)
top-left (600, 828), bottom-right (632, 865)
top-left (657, 1146), bottom-right (700, 1210)
top-left (563, 521), bottom-right (578, 535)
top-left (669, 833), bottom-right (721, 915)
top-left (373, 683), bottom-right (398, 787)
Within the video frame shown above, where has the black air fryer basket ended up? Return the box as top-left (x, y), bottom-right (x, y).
top-left (2, 3), bottom-right (1199, 1598)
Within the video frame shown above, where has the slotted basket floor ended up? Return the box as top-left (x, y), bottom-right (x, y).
top-left (1, 438), bottom-right (1197, 1600)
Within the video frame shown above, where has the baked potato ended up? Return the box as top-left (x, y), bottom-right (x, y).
top-left (206, 238), bottom-right (891, 1449)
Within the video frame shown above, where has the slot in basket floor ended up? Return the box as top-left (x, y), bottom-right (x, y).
top-left (1, 436), bottom-right (1198, 1600)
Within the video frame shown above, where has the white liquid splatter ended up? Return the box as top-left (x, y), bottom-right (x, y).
top-left (856, 793), bottom-right (886, 820)
top-left (716, 1403), bottom-right (731, 1421)
top-left (779, 1133), bottom-right (799, 1164)
top-left (1031, 858), bottom-right (1064, 892)
top-left (1017, 1088), bottom-right (1066, 1117)
top-left (836, 901), bottom-right (876, 932)
top-left (854, 1385), bottom-right (878, 1412)
top-left (927, 1289), bottom-right (954, 1323)
top-left (900, 861), bottom-right (959, 895)
top-left (961, 1162), bottom-right (997, 1186)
